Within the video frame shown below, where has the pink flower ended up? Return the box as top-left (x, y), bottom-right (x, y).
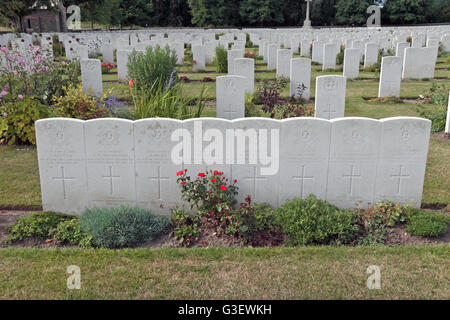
top-left (61, 61), bottom-right (66, 66)
top-left (18, 94), bottom-right (23, 99)
top-left (3, 112), bottom-right (7, 117)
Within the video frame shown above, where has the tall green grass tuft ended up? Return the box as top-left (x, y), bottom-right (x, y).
top-left (128, 46), bottom-right (178, 92)
top-left (215, 46), bottom-right (228, 73)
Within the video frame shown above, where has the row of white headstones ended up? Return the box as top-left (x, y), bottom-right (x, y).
top-left (36, 116), bottom-right (432, 215)
top-left (78, 40), bottom-right (443, 122)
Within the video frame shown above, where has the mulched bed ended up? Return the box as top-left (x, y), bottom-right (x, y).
top-left (1, 210), bottom-right (449, 249)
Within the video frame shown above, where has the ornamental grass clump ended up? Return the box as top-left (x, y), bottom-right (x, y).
top-left (80, 206), bottom-right (169, 249)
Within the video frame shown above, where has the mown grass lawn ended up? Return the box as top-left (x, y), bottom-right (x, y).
top-left (0, 246), bottom-right (448, 299)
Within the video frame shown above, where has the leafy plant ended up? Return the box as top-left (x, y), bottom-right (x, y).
top-left (171, 208), bottom-right (201, 247)
top-left (51, 219), bottom-right (92, 247)
top-left (215, 46), bottom-right (228, 73)
top-left (0, 94), bottom-right (49, 145)
top-left (275, 195), bottom-right (358, 246)
top-left (5, 212), bottom-right (68, 243)
top-left (53, 84), bottom-right (109, 120)
top-left (80, 206), bottom-right (169, 249)
top-left (245, 93), bottom-right (263, 117)
top-left (416, 82), bottom-right (449, 133)
top-left (257, 77), bottom-right (289, 118)
top-left (405, 210), bottom-right (449, 237)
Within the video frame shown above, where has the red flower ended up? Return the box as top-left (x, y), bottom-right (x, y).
top-left (214, 170), bottom-right (221, 175)
top-left (180, 181), bottom-right (186, 185)
top-left (234, 179), bottom-right (237, 183)
top-left (129, 79), bottom-right (134, 88)
top-left (211, 179), bottom-right (216, 183)
top-left (220, 186), bottom-right (227, 191)
top-left (198, 173), bottom-right (206, 177)
top-left (176, 171), bottom-right (184, 176)
top-left (184, 169), bottom-right (188, 172)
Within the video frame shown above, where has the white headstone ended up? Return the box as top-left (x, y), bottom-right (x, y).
top-left (117, 50), bottom-right (131, 82)
top-left (216, 76), bottom-right (245, 120)
top-left (301, 39), bottom-right (311, 57)
top-left (378, 56), bottom-right (402, 98)
top-left (315, 75), bottom-right (346, 120)
top-left (101, 44), bottom-right (114, 64)
top-left (326, 118), bottom-right (381, 209)
top-left (35, 119), bottom-right (89, 215)
top-left (85, 119), bottom-right (136, 208)
top-left (192, 45), bottom-right (206, 71)
top-left (290, 58), bottom-right (311, 100)
top-left (81, 59), bottom-right (103, 98)
top-left (267, 43), bottom-right (279, 70)
top-left (402, 47), bottom-right (438, 80)
top-left (276, 49), bottom-right (291, 78)
top-left (134, 118), bottom-right (183, 214)
top-left (364, 42), bottom-right (378, 69)
top-left (228, 49), bottom-right (243, 74)
top-left (343, 48), bottom-right (360, 79)
top-left (374, 117), bottom-right (431, 208)
top-left (279, 118), bottom-right (331, 204)
top-left (322, 43), bottom-right (337, 71)
top-left (312, 41), bottom-right (325, 64)
top-left (234, 58), bottom-right (255, 94)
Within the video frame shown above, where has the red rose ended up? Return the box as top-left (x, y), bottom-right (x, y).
top-left (234, 179), bottom-right (237, 183)
top-left (198, 173), bottom-right (206, 177)
top-left (180, 181), bottom-right (186, 185)
top-left (184, 169), bottom-right (188, 172)
top-left (220, 186), bottom-right (227, 191)
top-left (176, 171), bottom-right (184, 176)
top-left (214, 170), bottom-right (221, 175)
top-left (211, 179), bottom-right (216, 183)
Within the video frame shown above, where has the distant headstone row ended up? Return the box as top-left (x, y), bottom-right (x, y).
top-left (36, 117), bottom-right (431, 215)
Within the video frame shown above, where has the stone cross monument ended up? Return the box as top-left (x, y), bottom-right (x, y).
top-left (303, 0), bottom-right (312, 29)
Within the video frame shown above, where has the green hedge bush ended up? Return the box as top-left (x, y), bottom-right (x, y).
top-left (275, 195), bottom-right (358, 246)
top-left (5, 212), bottom-right (68, 243)
top-left (405, 211), bottom-right (449, 237)
top-left (80, 207), bottom-right (169, 248)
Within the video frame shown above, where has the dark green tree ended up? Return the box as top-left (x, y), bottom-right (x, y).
top-left (0, 0), bottom-right (53, 31)
top-left (382, 0), bottom-right (433, 24)
top-left (188, 0), bottom-right (240, 27)
top-left (335, 0), bottom-right (372, 25)
top-left (239, 0), bottom-right (284, 27)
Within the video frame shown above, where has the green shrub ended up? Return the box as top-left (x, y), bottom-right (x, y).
top-left (245, 93), bottom-right (263, 117)
top-left (127, 46), bottom-right (178, 92)
top-left (275, 195), bottom-right (358, 246)
top-left (0, 95), bottom-right (49, 145)
top-left (215, 46), bottom-right (228, 73)
top-left (52, 219), bottom-right (92, 247)
top-left (5, 212), bottom-right (68, 243)
top-left (405, 210), bottom-right (449, 237)
top-left (52, 84), bottom-right (109, 120)
top-left (171, 208), bottom-right (201, 247)
top-left (239, 201), bottom-right (280, 236)
top-left (80, 206), bottom-right (169, 248)
top-left (416, 82), bottom-right (449, 133)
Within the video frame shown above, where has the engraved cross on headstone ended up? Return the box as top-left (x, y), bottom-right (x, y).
top-left (322, 103), bottom-right (337, 119)
top-left (223, 104), bottom-right (237, 120)
top-left (148, 166), bottom-right (170, 200)
top-left (390, 165), bottom-right (410, 195)
top-left (292, 165), bottom-right (314, 198)
top-left (244, 166), bottom-right (267, 200)
top-left (52, 166), bottom-right (75, 200)
top-left (343, 165), bottom-right (361, 195)
top-left (102, 166), bottom-right (120, 195)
